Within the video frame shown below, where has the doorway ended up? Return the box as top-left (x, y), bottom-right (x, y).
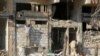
top-left (69, 28), bottom-right (77, 54)
top-left (51, 28), bottom-right (66, 53)
top-left (0, 18), bottom-right (7, 50)
top-left (51, 27), bottom-right (77, 54)
top-left (69, 28), bottom-right (77, 43)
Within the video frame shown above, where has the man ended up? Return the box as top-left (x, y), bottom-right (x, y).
top-left (70, 40), bottom-right (77, 56)
top-left (25, 24), bottom-right (31, 47)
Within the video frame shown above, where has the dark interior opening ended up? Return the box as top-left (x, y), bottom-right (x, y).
top-left (16, 20), bottom-right (26, 24)
top-left (0, 0), bottom-right (5, 11)
top-left (69, 28), bottom-right (77, 54)
top-left (0, 18), bottom-right (7, 50)
top-left (82, 6), bottom-right (96, 13)
top-left (16, 3), bottom-right (31, 11)
top-left (35, 21), bottom-right (47, 25)
top-left (69, 28), bottom-right (77, 43)
top-left (82, 22), bottom-right (86, 32)
top-left (52, 2), bottom-right (67, 20)
top-left (37, 5), bottom-right (41, 12)
top-left (60, 0), bottom-right (66, 2)
top-left (51, 28), bottom-right (66, 53)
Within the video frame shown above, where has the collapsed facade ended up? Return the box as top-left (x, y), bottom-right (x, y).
top-left (0, 0), bottom-right (100, 56)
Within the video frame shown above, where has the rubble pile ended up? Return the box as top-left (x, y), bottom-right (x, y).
top-left (0, 50), bottom-right (7, 56)
top-left (83, 31), bottom-right (100, 48)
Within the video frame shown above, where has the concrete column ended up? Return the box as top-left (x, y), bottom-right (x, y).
top-left (66, 28), bottom-right (69, 56)
top-left (31, 4), bottom-right (35, 11)
top-left (48, 6), bottom-right (52, 51)
top-left (6, 19), bottom-right (8, 51)
top-left (36, 5), bottom-right (39, 12)
top-left (63, 28), bottom-right (69, 56)
top-left (7, 0), bottom-right (14, 14)
top-left (48, 20), bottom-right (52, 51)
top-left (77, 25), bottom-right (82, 44)
top-left (41, 5), bottom-right (44, 12)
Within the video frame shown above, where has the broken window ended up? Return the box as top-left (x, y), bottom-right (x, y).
top-left (51, 28), bottom-right (66, 53)
top-left (52, 2), bottom-right (67, 20)
top-left (52, 1), bottom-right (73, 20)
top-left (35, 21), bottom-right (47, 25)
top-left (82, 6), bottom-right (96, 13)
top-left (82, 6), bottom-right (96, 21)
top-left (16, 3), bottom-right (31, 11)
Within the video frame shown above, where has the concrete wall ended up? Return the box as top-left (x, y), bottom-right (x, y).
top-left (30, 20), bottom-right (48, 48)
top-left (8, 19), bottom-right (15, 56)
top-left (7, 0), bottom-right (14, 14)
top-left (16, 24), bottom-right (27, 47)
top-left (16, 19), bottom-right (48, 48)
top-left (15, 19), bottom-right (48, 56)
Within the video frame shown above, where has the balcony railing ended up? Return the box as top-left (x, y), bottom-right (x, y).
top-left (17, 11), bottom-right (48, 18)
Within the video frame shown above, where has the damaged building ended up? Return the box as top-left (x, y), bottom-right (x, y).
top-left (0, 0), bottom-right (100, 56)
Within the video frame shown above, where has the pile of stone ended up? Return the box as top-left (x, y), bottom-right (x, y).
top-left (83, 31), bottom-right (100, 48)
top-left (0, 50), bottom-right (7, 56)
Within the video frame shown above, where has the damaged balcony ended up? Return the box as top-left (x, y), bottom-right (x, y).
top-left (51, 20), bottom-right (78, 28)
top-left (16, 3), bottom-right (49, 21)
top-left (16, 11), bottom-right (48, 20)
